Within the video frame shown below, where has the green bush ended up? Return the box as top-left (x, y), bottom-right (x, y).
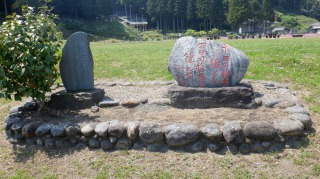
top-left (0, 6), bottom-right (62, 101)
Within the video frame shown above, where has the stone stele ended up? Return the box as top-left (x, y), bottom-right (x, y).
top-left (168, 36), bottom-right (250, 88)
top-left (60, 32), bottom-right (94, 91)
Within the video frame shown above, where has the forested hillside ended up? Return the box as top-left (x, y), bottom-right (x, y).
top-left (1, 0), bottom-right (319, 32)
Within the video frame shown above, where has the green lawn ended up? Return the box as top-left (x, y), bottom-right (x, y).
top-left (91, 38), bottom-right (320, 113)
top-left (0, 37), bottom-right (320, 178)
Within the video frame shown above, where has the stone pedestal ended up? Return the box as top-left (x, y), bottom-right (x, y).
top-left (47, 88), bottom-right (105, 110)
top-left (167, 83), bottom-right (257, 109)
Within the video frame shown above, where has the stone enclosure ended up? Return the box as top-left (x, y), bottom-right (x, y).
top-left (4, 80), bottom-right (313, 154)
top-left (3, 34), bottom-right (314, 154)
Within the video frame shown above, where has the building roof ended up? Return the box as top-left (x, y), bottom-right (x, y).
top-left (272, 27), bottom-right (287, 32)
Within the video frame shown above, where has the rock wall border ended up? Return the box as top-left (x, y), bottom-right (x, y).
top-left (3, 80), bottom-right (313, 154)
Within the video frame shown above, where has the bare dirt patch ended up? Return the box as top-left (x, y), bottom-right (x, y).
top-left (31, 79), bottom-right (301, 128)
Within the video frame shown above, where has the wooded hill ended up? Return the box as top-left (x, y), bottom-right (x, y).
top-left (1, 0), bottom-right (319, 32)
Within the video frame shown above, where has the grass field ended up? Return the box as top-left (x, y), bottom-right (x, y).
top-left (0, 37), bottom-right (320, 178)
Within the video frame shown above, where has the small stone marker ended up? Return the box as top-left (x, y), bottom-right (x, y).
top-left (168, 36), bottom-right (249, 87)
top-left (60, 32), bottom-right (94, 91)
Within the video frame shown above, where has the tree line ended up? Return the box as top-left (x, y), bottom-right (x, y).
top-left (1, 0), bottom-right (319, 32)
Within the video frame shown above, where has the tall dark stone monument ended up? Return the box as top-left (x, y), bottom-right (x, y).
top-left (48, 32), bottom-right (104, 110)
top-left (60, 32), bottom-right (94, 92)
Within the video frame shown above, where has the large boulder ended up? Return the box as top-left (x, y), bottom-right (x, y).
top-left (60, 32), bottom-right (94, 92)
top-left (168, 36), bottom-right (249, 87)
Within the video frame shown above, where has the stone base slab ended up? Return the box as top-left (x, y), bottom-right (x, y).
top-left (167, 84), bottom-right (257, 109)
top-left (47, 88), bottom-right (105, 110)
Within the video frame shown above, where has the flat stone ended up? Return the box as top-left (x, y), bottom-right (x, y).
top-left (22, 121), bottom-right (42, 138)
top-left (66, 125), bottom-right (81, 136)
top-left (50, 124), bottom-right (66, 137)
top-left (275, 119), bottom-right (304, 136)
top-left (120, 98), bottom-right (141, 108)
top-left (139, 123), bottom-right (164, 144)
top-left (81, 123), bottom-right (96, 137)
top-left (201, 123), bottom-right (222, 142)
top-left (285, 106), bottom-right (309, 115)
top-left (168, 36), bottom-right (250, 87)
top-left (191, 141), bottom-right (204, 152)
top-left (23, 101), bottom-right (38, 111)
top-left (289, 113), bottom-right (312, 129)
top-left (149, 99), bottom-right (171, 106)
top-left (108, 123), bottom-right (126, 138)
top-left (164, 123), bottom-right (199, 147)
top-left (116, 138), bottom-right (132, 150)
top-left (208, 144), bottom-right (220, 152)
top-left (127, 121), bottom-right (140, 140)
top-left (9, 105), bottom-right (24, 114)
top-left (88, 139), bottom-right (100, 148)
top-left (11, 120), bottom-right (29, 133)
top-left (48, 88), bottom-right (105, 110)
top-left (222, 121), bottom-right (245, 144)
top-left (274, 101), bottom-right (296, 109)
top-left (100, 139), bottom-right (114, 150)
top-left (99, 98), bottom-right (119, 107)
top-left (94, 120), bottom-right (119, 137)
top-left (167, 84), bottom-right (256, 109)
top-left (4, 116), bottom-right (22, 130)
top-left (263, 98), bottom-right (281, 108)
top-left (244, 121), bottom-right (277, 140)
top-left (239, 143), bottom-right (250, 154)
top-left (60, 32), bottom-right (94, 92)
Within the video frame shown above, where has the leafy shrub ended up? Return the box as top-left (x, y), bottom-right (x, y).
top-left (184, 29), bottom-right (196, 36)
top-left (0, 6), bottom-right (62, 101)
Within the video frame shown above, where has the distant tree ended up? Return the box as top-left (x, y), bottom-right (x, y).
top-left (227, 0), bottom-right (251, 29)
top-left (261, 0), bottom-right (274, 21)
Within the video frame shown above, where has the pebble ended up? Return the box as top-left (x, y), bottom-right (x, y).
top-left (50, 124), bottom-right (66, 137)
top-left (88, 139), bottom-right (100, 148)
top-left (191, 141), bottom-right (204, 152)
top-left (45, 139), bottom-right (55, 148)
top-left (66, 125), bottom-right (81, 136)
top-left (116, 138), bottom-right (132, 150)
top-left (201, 123), bottom-right (222, 142)
top-left (35, 124), bottom-right (52, 136)
top-left (139, 123), bottom-right (164, 144)
top-left (101, 139), bottom-right (114, 150)
top-left (164, 123), bottom-right (199, 147)
top-left (275, 119), bottom-right (304, 136)
top-left (140, 98), bottom-right (148, 104)
top-left (81, 123), bottom-right (96, 137)
top-left (127, 121), bottom-right (140, 140)
top-left (262, 142), bottom-right (271, 148)
top-left (223, 121), bottom-right (245, 144)
top-left (263, 98), bottom-right (281, 108)
top-left (146, 143), bottom-right (162, 152)
top-left (208, 144), bottom-right (220, 152)
top-left (91, 106), bottom-right (99, 113)
top-left (99, 98), bottom-right (119, 107)
top-left (11, 120), bottom-right (29, 133)
top-left (285, 106), bottom-right (309, 115)
top-left (120, 98), bottom-right (141, 108)
top-left (239, 143), bottom-right (250, 154)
